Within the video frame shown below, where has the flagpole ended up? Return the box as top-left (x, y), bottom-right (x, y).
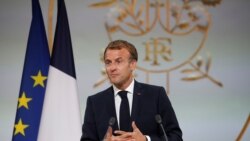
top-left (48, 0), bottom-right (54, 55)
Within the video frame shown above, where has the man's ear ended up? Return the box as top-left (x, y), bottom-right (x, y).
top-left (130, 60), bottom-right (137, 71)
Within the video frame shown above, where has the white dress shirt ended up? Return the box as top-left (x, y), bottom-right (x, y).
top-left (113, 80), bottom-right (134, 127)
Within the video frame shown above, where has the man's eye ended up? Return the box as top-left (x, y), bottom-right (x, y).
top-left (105, 61), bottom-right (111, 65)
top-left (116, 59), bottom-right (123, 64)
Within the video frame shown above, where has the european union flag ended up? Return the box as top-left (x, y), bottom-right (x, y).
top-left (12, 0), bottom-right (50, 141)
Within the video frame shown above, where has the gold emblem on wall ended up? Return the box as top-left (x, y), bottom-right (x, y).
top-left (87, 1), bottom-right (250, 140)
top-left (90, 0), bottom-right (223, 93)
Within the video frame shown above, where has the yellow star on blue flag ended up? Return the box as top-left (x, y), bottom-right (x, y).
top-left (14, 119), bottom-right (29, 136)
top-left (31, 70), bottom-right (47, 87)
top-left (18, 92), bottom-right (32, 109)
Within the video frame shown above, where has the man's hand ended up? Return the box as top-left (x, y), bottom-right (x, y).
top-left (105, 127), bottom-right (132, 141)
top-left (110, 121), bottom-right (147, 141)
top-left (130, 121), bottom-right (147, 141)
top-left (113, 130), bottom-right (133, 141)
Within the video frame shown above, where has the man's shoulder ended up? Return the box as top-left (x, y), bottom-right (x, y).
top-left (134, 80), bottom-right (167, 95)
top-left (88, 86), bottom-right (113, 99)
top-left (135, 80), bottom-right (164, 90)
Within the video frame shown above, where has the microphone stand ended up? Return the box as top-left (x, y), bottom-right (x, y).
top-left (155, 115), bottom-right (168, 141)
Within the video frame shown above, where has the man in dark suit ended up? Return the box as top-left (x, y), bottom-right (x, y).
top-left (81, 40), bottom-right (182, 141)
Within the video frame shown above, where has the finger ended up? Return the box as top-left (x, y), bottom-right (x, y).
top-left (115, 131), bottom-right (133, 138)
top-left (111, 135), bottom-right (127, 141)
top-left (114, 130), bottom-right (127, 135)
top-left (107, 126), bottom-right (112, 137)
top-left (132, 121), bottom-right (138, 130)
top-left (121, 132), bottom-right (132, 138)
top-left (104, 126), bottom-right (113, 140)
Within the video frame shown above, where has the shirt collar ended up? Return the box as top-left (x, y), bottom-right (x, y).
top-left (113, 79), bottom-right (134, 96)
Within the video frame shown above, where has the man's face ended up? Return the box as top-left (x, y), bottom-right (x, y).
top-left (104, 48), bottom-right (136, 89)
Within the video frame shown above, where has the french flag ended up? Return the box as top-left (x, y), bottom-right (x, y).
top-left (38, 0), bottom-right (81, 140)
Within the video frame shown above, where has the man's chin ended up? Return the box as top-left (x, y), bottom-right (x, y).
top-left (110, 79), bottom-right (118, 84)
top-left (110, 80), bottom-right (122, 87)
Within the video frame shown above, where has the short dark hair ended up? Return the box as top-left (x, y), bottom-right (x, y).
top-left (104, 40), bottom-right (138, 61)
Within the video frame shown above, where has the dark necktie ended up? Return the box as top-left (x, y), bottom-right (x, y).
top-left (118, 91), bottom-right (131, 131)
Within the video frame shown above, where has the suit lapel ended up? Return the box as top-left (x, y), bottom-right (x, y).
top-left (105, 87), bottom-right (119, 131)
top-left (131, 81), bottom-right (142, 122)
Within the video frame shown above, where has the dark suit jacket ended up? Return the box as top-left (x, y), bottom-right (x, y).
top-left (81, 81), bottom-right (182, 141)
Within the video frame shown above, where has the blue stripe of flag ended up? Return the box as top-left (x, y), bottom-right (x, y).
top-left (50, 0), bottom-right (76, 78)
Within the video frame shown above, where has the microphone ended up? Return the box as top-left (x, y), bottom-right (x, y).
top-left (103, 117), bottom-right (116, 141)
top-left (109, 117), bottom-right (116, 126)
top-left (155, 114), bottom-right (168, 141)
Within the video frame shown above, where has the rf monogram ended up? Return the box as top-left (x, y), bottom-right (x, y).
top-left (144, 38), bottom-right (172, 66)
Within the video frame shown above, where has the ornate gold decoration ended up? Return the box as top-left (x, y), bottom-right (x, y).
top-left (181, 54), bottom-right (222, 86)
top-left (91, 0), bottom-right (223, 91)
top-left (236, 114), bottom-right (250, 141)
top-left (201, 0), bottom-right (222, 7)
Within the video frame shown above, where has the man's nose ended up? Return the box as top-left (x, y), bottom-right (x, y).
top-left (108, 62), bottom-right (117, 71)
